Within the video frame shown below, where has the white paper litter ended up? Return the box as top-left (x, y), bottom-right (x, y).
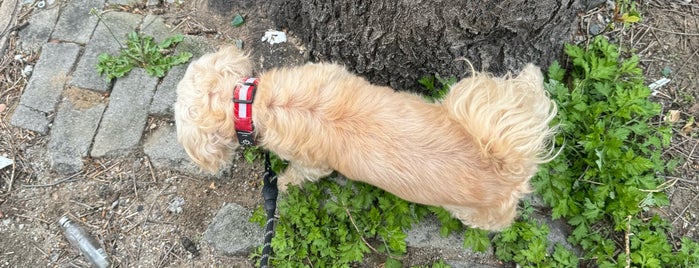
top-left (261, 30), bottom-right (287, 45)
top-left (649, 77), bottom-right (671, 96)
top-left (0, 156), bottom-right (13, 170)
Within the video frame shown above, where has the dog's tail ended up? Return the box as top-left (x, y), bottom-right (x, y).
top-left (174, 46), bottom-right (253, 172)
top-left (442, 64), bottom-right (557, 184)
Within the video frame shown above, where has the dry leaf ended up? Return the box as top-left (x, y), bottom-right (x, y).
top-left (667, 110), bottom-right (681, 123)
top-left (681, 117), bottom-right (696, 135)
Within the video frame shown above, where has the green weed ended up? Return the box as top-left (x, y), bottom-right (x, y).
top-left (533, 35), bottom-right (698, 267)
top-left (96, 31), bottom-right (192, 82)
top-left (418, 74), bottom-right (456, 101)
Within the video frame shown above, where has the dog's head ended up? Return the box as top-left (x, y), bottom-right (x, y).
top-left (174, 46), bottom-right (253, 172)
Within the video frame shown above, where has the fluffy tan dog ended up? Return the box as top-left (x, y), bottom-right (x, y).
top-left (174, 46), bottom-right (557, 231)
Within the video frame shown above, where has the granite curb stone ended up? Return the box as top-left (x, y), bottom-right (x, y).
top-left (407, 216), bottom-right (500, 267)
top-left (91, 68), bottom-right (158, 157)
top-left (149, 64), bottom-right (185, 116)
top-left (17, 42), bottom-right (80, 113)
top-left (50, 0), bottom-right (104, 44)
top-left (11, 42), bottom-right (80, 134)
top-left (141, 14), bottom-right (174, 43)
top-left (48, 96), bottom-right (106, 174)
top-left (203, 203), bottom-right (263, 256)
top-left (17, 6), bottom-right (60, 52)
top-left (149, 35), bottom-right (216, 116)
top-left (9, 105), bottom-right (51, 134)
top-left (143, 124), bottom-right (199, 174)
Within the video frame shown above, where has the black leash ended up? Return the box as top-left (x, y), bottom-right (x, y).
top-left (260, 152), bottom-right (278, 268)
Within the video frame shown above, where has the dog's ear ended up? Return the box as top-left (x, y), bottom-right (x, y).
top-left (174, 46), bottom-right (253, 173)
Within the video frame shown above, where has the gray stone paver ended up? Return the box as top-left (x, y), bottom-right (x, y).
top-left (48, 92), bottom-right (106, 174)
top-left (143, 124), bottom-right (198, 173)
top-left (9, 105), bottom-right (51, 134)
top-left (141, 14), bottom-right (174, 43)
top-left (9, 42), bottom-right (81, 135)
top-left (51, 0), bottom-right (104, 44)
top-left (17, 42), bottom-right (80, 113)
top-left (149, 64), bottom-right (184, 116)
top-left (70, 11), bottom-right (142, 92)
top-left (149, 35), bottom-right (215, 116)
top-left (203, 203), bottom-right (263, 256)
top-left (17, 7), bottom-right (60, 52)
top-left (178, 35), bottom-right (218, 59)
top-left (91, 68), bottom-right (158, 157)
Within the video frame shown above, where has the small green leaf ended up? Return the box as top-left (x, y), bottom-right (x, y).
top-left (619, 13), bottom-right (641, 23)
top-left (661, 66), bottom-right (672, 77)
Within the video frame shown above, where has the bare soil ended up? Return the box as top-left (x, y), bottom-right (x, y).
top-left (0, 0), bottom-right (698, 267)
top-left (632, 0), bottom-right (699, 240)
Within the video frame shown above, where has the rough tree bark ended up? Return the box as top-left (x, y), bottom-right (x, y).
top-left (269, 0), bottom-right (592, 90)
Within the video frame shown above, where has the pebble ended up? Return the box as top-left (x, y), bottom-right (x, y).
top-left (21, 65), bottom-right (33, 77)
top-left (167, 196), bottom-right (185, 214)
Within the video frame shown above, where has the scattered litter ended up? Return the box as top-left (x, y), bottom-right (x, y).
top-left (35, 0), bottom-right (45, 8)
top-left (235, 39), bottom-right (244, 49)
top-left (59, 217), bottom-right (111, 268)
top-left (0, 156), bottom-right (12, 170)
top-left (231, 14), bottom-right (245, 27)
top-left (261, 30), bottom-right (287, 45)
top-left (0, 103), bottom-right (6, 113)
top-left (168, 196), bottom-right (185, 214)
top-left (648, 77), bottom-right (671, 96)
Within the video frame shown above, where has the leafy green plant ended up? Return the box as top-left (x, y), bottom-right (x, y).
top-left (96, 31), bottom-right (192, 81)
top-left (532, 35), bottom-right (697, 267)
top-left (251, 179), bottom-right (432, 267)
top-left (615, 0), bottom-right (641, 24)
top-left (418, 74), bottom-right (456, 101)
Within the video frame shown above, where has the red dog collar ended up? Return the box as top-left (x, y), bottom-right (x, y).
top-left (233, 77), bottom-right (259, 146)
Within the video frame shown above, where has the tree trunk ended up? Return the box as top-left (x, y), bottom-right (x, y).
top-left (269, 0), bottom-right (589, 90)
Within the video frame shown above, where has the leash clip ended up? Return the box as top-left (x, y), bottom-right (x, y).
top-left (236, 130), bottom-right (256, 146)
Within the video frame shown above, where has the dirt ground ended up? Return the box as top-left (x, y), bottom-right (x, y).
top-left (0, 0), bottom-right (698, 267)
top-left (628, 0), bottom-right (699, 240)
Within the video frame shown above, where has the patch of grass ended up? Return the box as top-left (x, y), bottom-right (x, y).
top-left (96, 32), bottom-right (192, 82)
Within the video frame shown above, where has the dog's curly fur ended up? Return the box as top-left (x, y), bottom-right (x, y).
top-left (174, 46), bottom-right (557, 231)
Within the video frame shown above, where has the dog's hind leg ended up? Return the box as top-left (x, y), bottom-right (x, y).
top-left (277, 162), bottom-right (332, 192)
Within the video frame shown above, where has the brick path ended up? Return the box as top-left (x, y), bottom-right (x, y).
top-left (10, 1), bottom-right (212, 175)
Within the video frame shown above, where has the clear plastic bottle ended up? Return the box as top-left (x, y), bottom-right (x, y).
top-left (58, 216), bottom-right (111, 268)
